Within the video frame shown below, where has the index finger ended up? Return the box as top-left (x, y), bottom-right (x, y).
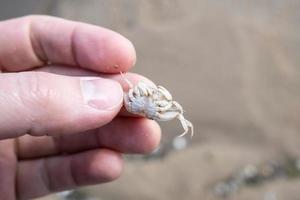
top-left (0, 15), bottom-right (136, 73)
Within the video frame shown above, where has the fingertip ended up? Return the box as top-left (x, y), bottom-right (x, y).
top-left (73, 25), bottom-right (136, 73)
top-left (138, 119), bottom-right (162, 154)
top-left (97, 118), bottom-right (161, 154)
top-left (113, 35), bottom-right (136, 71)
top-left (86, 149), bottom-right (123, 183)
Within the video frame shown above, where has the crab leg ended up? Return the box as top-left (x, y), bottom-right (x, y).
top-left (156, 101), bottom-right (173, 112)
top-left (177, 114), bottom-right (194, 137)
top-left (155, 112), bottom-right (193, 137)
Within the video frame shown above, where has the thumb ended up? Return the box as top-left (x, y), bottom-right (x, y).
top-left (0, 71), bottom-right (123, 139)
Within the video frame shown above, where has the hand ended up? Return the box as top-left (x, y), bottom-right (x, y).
top-left (0, 15), bottom-right (161, 200)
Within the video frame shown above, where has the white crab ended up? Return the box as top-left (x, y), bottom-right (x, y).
top-left (123, 76), bottom-right (194, 137)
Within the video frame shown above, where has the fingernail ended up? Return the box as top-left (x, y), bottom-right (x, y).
top-left (80, 77), bottom-right (123, 110)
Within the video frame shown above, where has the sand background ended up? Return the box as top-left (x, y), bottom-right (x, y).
top-left (1, 1), bottom-right (300, 199)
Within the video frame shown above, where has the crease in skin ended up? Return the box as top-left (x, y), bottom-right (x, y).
top-left (70, 24), bottom-right (81, 68)
top-left (0, 60), bottom-right (3, 72)
top-left (26, 16), bottom-right (47, 66)
top-left (41, 158), bottom-right (52, 193)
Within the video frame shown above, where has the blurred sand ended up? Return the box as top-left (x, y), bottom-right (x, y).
top-left (1, 0), bottom-right (300, 199)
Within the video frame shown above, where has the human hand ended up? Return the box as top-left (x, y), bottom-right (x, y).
top-left (0, 15), bottom-right (161, 200)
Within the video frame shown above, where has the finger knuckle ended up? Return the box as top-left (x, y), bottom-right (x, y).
top-left (16, 71), bottom-right (53, 110)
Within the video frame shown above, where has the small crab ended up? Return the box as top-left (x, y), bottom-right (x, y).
top-left (122, 74), bottom-right (194, 137)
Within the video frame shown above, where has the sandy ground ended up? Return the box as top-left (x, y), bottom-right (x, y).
top-left (1, 0), bottom-right (300, 199)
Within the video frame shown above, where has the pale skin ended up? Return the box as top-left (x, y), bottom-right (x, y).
top-left (0, 15), bottom-right (161, 200)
